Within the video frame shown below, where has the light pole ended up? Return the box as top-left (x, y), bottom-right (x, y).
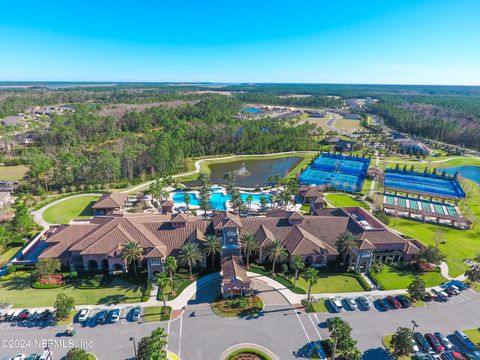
top-left (130, 337), bottom-right (138, 359)
top-left (411, 320), bottom-right (419, 335)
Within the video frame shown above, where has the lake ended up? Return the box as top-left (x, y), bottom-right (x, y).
top-left (184, 156), bottom-right (303, 188)
top-left (444, 166), bottom-right (480, 184)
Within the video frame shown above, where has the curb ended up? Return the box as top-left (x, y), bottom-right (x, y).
top-left (218, 343), bottom-right (279, 360)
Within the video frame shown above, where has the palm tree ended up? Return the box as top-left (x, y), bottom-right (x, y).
top-left (179, 242), bottom-right (202, 280)
top-left (204, 234), bottom-right (221, 269)
top-left (246, 195), bottom-right (253, 210)
top-left (121, 240), bottom-right (144, 276)
top-left (163, 256), bottom-right (177, 295)
top-left (155, 271), bottom-right (170, 314)
top-left (302, 267), bottom-right (319, 307)
top-left (183, 193), bottom-right (190, 213)
top-left (335, 231), bottom-right (358, 266)
top-left (266, 239), bottom-right (287, 276)
top-left (292, 255), bottom-right (305, 287)
top-left (241, 233), bottom-right (259, 269)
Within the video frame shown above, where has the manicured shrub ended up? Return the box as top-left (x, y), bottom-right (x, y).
top-left (6, 265), bottom-right (16, 275)
top-left (280, 263), bottom-right (289, 274)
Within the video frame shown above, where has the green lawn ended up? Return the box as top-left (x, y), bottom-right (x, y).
top-left (42, 195), bottom-right (100, 224)
top-left (0, 165), bottom-right (29, 181)
top-left (383, 335), bottom-right (411, 360)
top-left (0, 246), bottom-right (22, 264)
top-left (294, 271), bottom-right (366, 293)
top-left (302, 299), bottom-right (328, 313)
top-left (143, 306), bottom-right (171, 322)
top-left (325, 193), bottom-right (369, 209)
top-left (464, 328), bottom-right (480, 347)
top-left (0, 272), bottom-right (145, 307)
top-left (373, 265), bottom-right (445, 290)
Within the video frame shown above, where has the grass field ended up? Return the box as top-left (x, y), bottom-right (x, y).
top-left (373, 265), bottom-right (445, 290)
top-left (294, 271), bottom-right (366, 293)
top-left (325, 193), bottom-right (369, 209)
top-left (378, 156), bottom-right (480, 170)
top-left (143, 306), bottom-right (171, 322)
top-left (383, 335), bottom-right (411, 360)
top-left (42, 195), bottom-right (100, 224)
top-left (0, 246), bottom-right (22, 266)
top-left (334, 119), bottom-right (363, 132)
top-left (0, 165), bottom-right (28, 181)
top-left (0, 272), bottom-right (144, 307)
top-left (464, 328), bottom-right (480, 347)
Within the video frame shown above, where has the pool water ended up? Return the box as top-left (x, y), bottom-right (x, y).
top-left (241, 107), bottom-right (263, 113)
top-left (172, 189), bottom-right (271, 211)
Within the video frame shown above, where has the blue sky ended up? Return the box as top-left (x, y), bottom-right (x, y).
top-left (0, 0), bottom-right (479, 84)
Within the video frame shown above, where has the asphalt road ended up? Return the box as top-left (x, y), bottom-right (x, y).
top-left (0, 282), bottom-right (479, 360)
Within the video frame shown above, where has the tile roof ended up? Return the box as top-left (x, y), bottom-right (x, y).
top-left (221, 255), bottom-right (250, 284)
top-left (92, 193), bottom-right (128, 209)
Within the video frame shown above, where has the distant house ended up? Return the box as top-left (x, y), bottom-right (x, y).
top-left (335, 139), bottom-right (361, 152)
top-left (92, 193), bottom-right (129, 216)
top-left (394, 138), bottom-right (431, 155)
top-left (323, 136), bottom-right (340, 145)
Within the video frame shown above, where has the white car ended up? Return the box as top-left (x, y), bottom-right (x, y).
top-left (109, 308), bottom-right (121, 323)
top-left (77, 308), bottom-right (90, 322)
top-left (12, 354), bottom-right (25, 360)
top-left (411, 339), bottom-right (419, 353)
top-left (346, 298), bottom-right (357, 310)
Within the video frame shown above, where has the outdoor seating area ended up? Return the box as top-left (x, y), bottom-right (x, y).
top-left (298, 153), bottom-right (370, 192)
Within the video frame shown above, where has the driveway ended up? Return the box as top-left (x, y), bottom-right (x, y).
top-left (252, 278), bottom-right (290, 306)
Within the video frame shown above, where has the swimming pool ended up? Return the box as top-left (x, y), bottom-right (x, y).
top-left (172, 189), bottom-right (271, 211)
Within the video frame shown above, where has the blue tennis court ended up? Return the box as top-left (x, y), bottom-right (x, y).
top-left (384, 169), bottom-right (465, 199)
top-left (299, 153), bottom-right (370, 192)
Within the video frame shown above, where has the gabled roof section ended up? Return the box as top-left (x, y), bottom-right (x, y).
top-left (92, 193), bottom-right (128, 209)
top-left (172, 213), bottom-right (189, 223)
top-left (254, 224), bottom-right (275, 246)
top-left (161, 199), bottom-right (174, 207)
top-left (221, 255), bottom-right (250, 284)
top-left (288, 211), bottom-right (305, 221)
top-left (283, 225), bottom-right (339, 256)
top-left (145, 246), bottom-right (166, 258)
top-left (357, 238), bottom-right (376, 250)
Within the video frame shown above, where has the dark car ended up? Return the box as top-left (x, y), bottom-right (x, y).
top-left (376, 298), bottom-right (389, 311)
top-left (414, 332), bottom-right (431, 352)
top-left (396, 295), bottom-right (411, 308)
top-left (96, 310), bottom-right (108, 324)
top-left (131, 306), bottom-right (141, 322)
top-left (387, 296), bottom-right (401, 309)
top-left (442, 352), bottom-right (456, 360)
top-left (464, 352), bottom-right (480, 360)
top-left (356, 296), bottom-right (371, 311)
top-left (425, 333), bottom-right (445, 353)
top-left (454, 331), bottom-right (476, 351)
top-left (444, 287), bottom-right (455, 296)
top-left (432, 289), bottom-right (448, 302)
top-left (18, 310), bottom-right (30, 320)
top-left (41, 310), bottom-right (52, 321)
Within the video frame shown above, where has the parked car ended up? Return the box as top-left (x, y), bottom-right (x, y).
top-left (454, 331), bottom-right (477, 350)
top-left (425, 333), bottom-right (445, 353)
top-left (434, 332), bottom-right (453, 350)
top-left (429, 353), bottom-right (442, 360)
top-left (450, 352), bottom-right (468, 360)
top-left (109, 308), bottom-right (120, 323)
top-left (42, 310), bottom-right (53, 322)
top-left (77, 309), bottom-right (90, 322)
top-left (414, 332), bottom-right (431, 352)
top-left (387, 296), bottom-right (401, 309)
top-left (18, 310), bottom-right (30, 320)
top-left (449, 285), bottom-right (461, 294)
top-left (431, 289), bottom-right (448, 302)
top-left (444, 287), bottom-right (456, 296)
top-left (25, 355), bottom-right (38, 360)
top-left (442, 352), bottom-right (456, 360)
top-left (131, 306), bottom-right (141, 322)
top-left (412, 339), bottom-right (419, 353)
top-left (464, 352), bottom-right (480, 360)
top-left (12, 355), bottom-right (26, 360)
top-left (96, 310), bottom-right (108, 324)
top-left (416, 354), bottom-right (431, 360)
top-left (346, 298), bottom-right (357, 310)
top-left (38, 350), bottom-right (53, 360)
top-left (396, 295), bottom-right (411, 308)
top-left (356, 296), bottom-right (371, 311)
top-left (376, 298), bottom-right (389, 311)
top-left (328, 298), bottom-right (342, 313)
top-left (64, 327), bottom-right (77, 337)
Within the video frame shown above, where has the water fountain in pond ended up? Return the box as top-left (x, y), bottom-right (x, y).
top-left (232, 162), bottom-right (251, 177)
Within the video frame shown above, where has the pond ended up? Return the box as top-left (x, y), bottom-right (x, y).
top-left (444, 166), bottom-right (480, 185)
top-left (184, 156), bottom-right (303, 188)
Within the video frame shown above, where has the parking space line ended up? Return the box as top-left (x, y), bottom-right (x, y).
top-left (293, 310), bottom-right (311, 342)
top-left (308, 314), bottom-right (322, 340)
top-left (178, 313), bottom-right (183, 357)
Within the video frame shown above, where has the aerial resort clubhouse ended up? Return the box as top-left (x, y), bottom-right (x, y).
top-left (38, 189), bottom-right (423, 297)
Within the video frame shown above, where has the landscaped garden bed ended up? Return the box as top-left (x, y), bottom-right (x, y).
top-left (225, 348), bottom-right (272, 360)
top-left (212, 296), bottom-right (264, 318)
